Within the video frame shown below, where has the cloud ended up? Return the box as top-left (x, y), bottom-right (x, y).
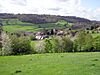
top-left (0, 0), bottom-right (81, 14)
top-left (91, 8), bottom-right (100, 20)
top-left (0, 4), bottom-right (2, 11)
top-left (10, 0), bottom-right (27, 6)
top-left (48, 7), bottom-right (61, 11)
top-left (0, 0), bottom-right (100, 20)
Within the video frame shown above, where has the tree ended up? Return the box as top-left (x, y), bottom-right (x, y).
top-left (44, 39), bottom-right (53, 53)
top-left (62, 37), bottom-right (73, 52)
top-left (51, 36), bottom-right (73, 53)
top-left (34, 41), bottom-right (45, 53)
top-left (51, 36), bottom-right (61, 53)
top-left (0, 23), bottom-right (12, 56)
top-left (10, 35), bottom-right (31, 55)
top-left (56, 20), bottom-right (69, 28)
top-left (74, 31), bottom-right (87, 51)
top-left (0, 32), bottom-right (12, 56)
top-left (74, 31), bottom-right (93, 52)
top-left (83, 34), bottom-right (93, 51)
top-left (93, 36), bottom-right (100, 51)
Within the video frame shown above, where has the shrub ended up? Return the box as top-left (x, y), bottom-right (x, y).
top-left (10, 35), bottom-right (32, 55)
top-left (83, 34), bottom-right (93, 51)
top-left (51, 36), bottom-right (61, 53)
top-left (0, 32), bottom-right (12, 56)
top-left (44, 39), bottom-right (53, 53)
top-left (34, 41), bottom-right (46, 53)
top-left (30, 35), bottom-right (36, 40)
top-left (62, 36), bottom-right (73, 52)
top-left (93, 35), bottom-right (100, 51)
top-left (73, 31), bottom-right (93, 52)
top-left (51, 36), bottom-right (73, 53)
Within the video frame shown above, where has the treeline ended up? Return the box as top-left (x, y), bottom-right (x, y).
top-left (0, 13), bottom-right (100, 30)
top-left (34, 31), bottom-right (100, 53)
top-left (0, 30), bottom-right (100, 56)
top-left (0, 13), bottom-right (91, 24)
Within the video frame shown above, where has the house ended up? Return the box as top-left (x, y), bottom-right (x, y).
top-left (35, 35), bottom-right (49, 40)
top-left (57, 30), bottom-right (64, 35)
top-left (96, 27), bottom-right (100, 33)
top-left (97, 27), bottom-right (100, 30)
top-left (36, 35), bottom-right (43, 40)
top-left (35, 32), bottom-right (49, 40)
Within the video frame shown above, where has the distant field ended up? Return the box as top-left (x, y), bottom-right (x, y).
top-left (3, 23), bottom-right (64, 32)
top-left (0, 52), bottom-right (100, 75)
top-left (2, 19), bottom-right (67, 32)
top-left (3, 25), bottom-right (42, 32)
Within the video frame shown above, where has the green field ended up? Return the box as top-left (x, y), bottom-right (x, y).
top-left (2, 19), bottom-right (67, 32)
top-left (0, 52), bottom-right (100, 75)
top-left (3, 23), bottom-right (65, 32)
top-left (3, 25), bottom-right (42, 32)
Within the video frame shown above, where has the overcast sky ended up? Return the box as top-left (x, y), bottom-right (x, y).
top-left (0, 0), bottom-right (100, 20)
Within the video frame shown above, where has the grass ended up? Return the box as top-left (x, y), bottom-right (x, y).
top-left (3, 25), bottom-right (41, 32)
top-left (3, 23), bottom-right (65, 32)
top-left (2, 19), bottom-right (69, 32)
top-left (0, 52), bottom-right (100, 75)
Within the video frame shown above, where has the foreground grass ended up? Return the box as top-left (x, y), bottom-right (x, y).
top-left (0, 52), bottom-right (100, 75)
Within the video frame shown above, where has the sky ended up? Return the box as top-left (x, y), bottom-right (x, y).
top-left (0, 0), bottom-right (100, 21)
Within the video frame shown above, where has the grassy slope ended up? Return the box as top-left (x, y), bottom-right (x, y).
top-left (3, 23), bottom-right (64, 32)
top-left (2, 19), bottom-right (69, 32)
top-left (3, 25), bottom-right (41, 32)
top-left (0, 52), bottom-right (100, 75)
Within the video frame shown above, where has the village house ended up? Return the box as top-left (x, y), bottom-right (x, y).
top-left (35, 32), bottom-right (49, 40)
top-left (96, 27), bottom-right (100, 33)
top-left (57, 30), bottom-right (64, 35)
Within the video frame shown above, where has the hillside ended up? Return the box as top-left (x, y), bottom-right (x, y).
top-left (0, 13), bottom-right (91, 23)
top-left (0, 13), bottom-right (100, 30)
top-left (2, 19), bottom-right (67, 32)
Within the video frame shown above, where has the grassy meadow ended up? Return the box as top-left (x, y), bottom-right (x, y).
top-left (2, 19), bottom-right (67, 33)
top-left (3, 25), bottom-right (41, 32)
top-left (0, 52), bottom-right (100, 75)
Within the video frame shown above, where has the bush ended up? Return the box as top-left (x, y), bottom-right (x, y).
top-left (30, 35), bottom-right (36, 40)
top-left (73, 31), bottom-right (93, 52)
top-left (51, 36), bottom-right (61, 53)
top-left (34, 41), bottom-right (46, 53)
top-left (44, 39), bottom-right (53, 53)
top-left (93, 35), bottom-right (100, 51)
top-left (0, 32), bottom-right (12, 56)
top-left (62, 36), bottom-right (73, 52)
top-left (51, 36), bottom-right (73, 53)
top-left (10, 35), bottom-right (32, 55)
